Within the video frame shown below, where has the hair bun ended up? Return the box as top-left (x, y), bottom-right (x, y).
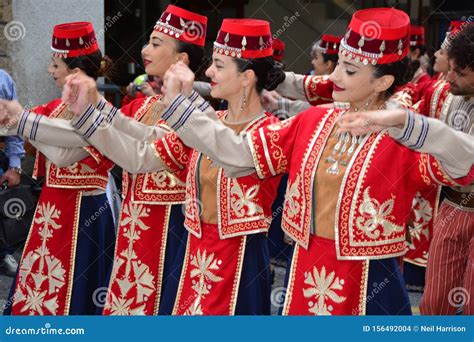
top-left (98, 55), bottom-right (113, 77)
top-left (263, 62), bottom-right (285, 91)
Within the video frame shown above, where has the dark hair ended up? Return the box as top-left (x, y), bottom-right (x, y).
top-left (63, 50), bottom-right (113, 80)
top-left (372, 57), bottom-right (413, 98)
top-left (175, 40), bottom-right (206, 78)
top-left (233, 56), bottom-right (286, 93)
top-left (322, 53), bottom-right (338, 72)
top-left (448, 24), bottom-right (474, 71)
top-left (410, 45), bottom-right (427, 57)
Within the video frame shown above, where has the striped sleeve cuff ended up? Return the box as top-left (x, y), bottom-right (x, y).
top-left (17, 110), bottom-right (31, 137)
top-left (161, 94), bottom-right (198, 131)
top-left (276, 97), bottom-right (290, 120)
top-left (70, 99), bottom-right (118, 139)
top-left (388, 110), bottom-right (429, 150)
top-left (16, 110), bottom-right (44, 141)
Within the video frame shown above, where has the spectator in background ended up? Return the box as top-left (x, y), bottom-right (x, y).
top-left (0, 69), bottom-right (25, 277)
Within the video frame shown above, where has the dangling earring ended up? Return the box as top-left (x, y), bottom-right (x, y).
top-left (240, 86), bottom-right (247, 112)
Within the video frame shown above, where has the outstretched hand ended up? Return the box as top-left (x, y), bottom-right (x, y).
top-left (0, 99), bottom-right (24, 128)
top-left (261, 90), bottom-right (280, 113)
top-left (62, 73), bottom-right (101, 116)
top-left (337, 108), bottom-right (406, 136)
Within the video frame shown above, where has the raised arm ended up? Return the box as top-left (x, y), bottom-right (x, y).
top-left (30, 141), bottom-right (89, 167)
top-left (69, 99), bottom-right (169, 174)
top-left (276, 72), bottom-right (333, 105)
top-left (162, 90), bottom-right (301, 179)
top-left (338, 107), bottom-right (474, 181)
top-left (388, 110), bottom-right (473, 180)
top-left (0, 100), bottom-right (89, 147)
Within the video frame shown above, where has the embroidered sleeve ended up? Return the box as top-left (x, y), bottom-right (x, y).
top-left (302, 75), bottom-right (334, 105)
top-left (153, 132), bottom-right (190, 173)
top-left (161, 94), bottom-right (259, 178)
top-left (14, 110), bottom-right (88, 147)
top-left (391, 110), bottom-right (474, 185)
top-left (276, 72), bottom-right (333, 106)
top-left (247, 116), bottom-right (301, 179)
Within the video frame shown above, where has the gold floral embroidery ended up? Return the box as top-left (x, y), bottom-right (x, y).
top-left (303, 266), bottom-right (346, 315)
top-left (185, 249), bottom-right (223, 315)
top-left (391, 88), bottom-right (414, 108)
top-left (356, 187), bottom-right (404, 239)
top-left (105, 203), bottom-right (156, 315)
top-left (149, 171), bottom-right (185, 189)
top-left (15, 202), bottom-right (66, 315)
top-left (285, 174), bottom-right (301, 218)
top-left (230, 182), bottom-right (263, 218)
top-left (407, 192), bottom-right (432, 248)
top-left (64, 162), bottom-right (95, 175)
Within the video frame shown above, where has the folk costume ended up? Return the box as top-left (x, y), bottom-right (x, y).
top-left (5, 7), bottom-right (208, 315)
top-left (416, 21), bottom-right (474, 315)
top-left (157, 8), bottom-right (474, 315)
top-left (65, 19), bottom-right (284, 315)
top-left (5, 22), bottom-right (115, 315)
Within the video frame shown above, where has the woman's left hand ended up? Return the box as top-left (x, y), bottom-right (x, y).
top-left (337, 108), bottom-right (406, 136)
top-left (162, 62), bottom-right (196, 104)
top-left (62, 73), bottom-right (101, 116)
top-left (0, 99), bottom-right (24, 128)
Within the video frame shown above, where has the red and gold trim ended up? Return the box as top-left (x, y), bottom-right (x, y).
top-left (316, 34), bottom-right (342, 55)
top-left (154, 5), bottom-right (208, 47)
top-left (282, 110), bottom-right (337, 249)
top-left (153, 132), bottom-right (190, 173)
top-left (12, 189), bottom-right (82, 315)
top-left (213, 19), bottom-right (273, 59)
top-left (172, 223), bottom-right (247, 315)
top-left (303, 75), bottom-right (334, 106)
top-left (129, 96), bottom-right (187, 205)
top-left (102, 202), bottom-right (171, 315)
top-left (404, 188), bottom-right (441, 267)
top-left (427, 154), bottom-right (474, 187)
top-left (183, 111), bottom-right (280, 239)
top-left (283, 235), bottom-right (369, 315)
top-left (51, 22), bottom-right (99, 58)
top-left (340, 8), bottom-right (410, 65)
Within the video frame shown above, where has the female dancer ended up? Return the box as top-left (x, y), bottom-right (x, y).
top-left (4, 22), bottom-right (115, 315)
top-left (54, 18), bottom-right (286, 315)
top-left (1, 5), bottom-right (208, 315)
top-left (138, 8), bottom-right (473, 315)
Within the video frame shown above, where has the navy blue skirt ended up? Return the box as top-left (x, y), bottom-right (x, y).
top-left (158, 204), bottom-right (187, 315)
top-left (268, 175), bottom-right (293, 264)
top-left (235, 233), bottom-right (272, 315)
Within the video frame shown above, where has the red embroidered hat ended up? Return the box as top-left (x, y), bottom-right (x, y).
top-left (214, 19), bottom-right (273, 59)
top-left (441, 20), bottom-right (473, 49)
top-left (51, 22), bottom-right (99, 58)
top-left (410, 25), bottom-right (425, 46)
top-left (272, 38), bottom-right (285, 62)
top-left (316, 34), bottom-right (342, 55)
top-left (340, 8), bottom-right (410, 65)
top-left (154, 5), bottom-right (207, 47)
